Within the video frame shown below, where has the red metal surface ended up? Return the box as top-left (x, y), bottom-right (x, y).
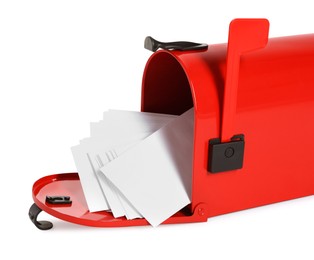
top-left (32, 173), bottom-right (207, 227)
top-left (142, 21), bottom-right (314, 219)
top-left (31, 19), bottom-right (314, 227)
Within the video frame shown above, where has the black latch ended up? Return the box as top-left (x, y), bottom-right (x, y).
top-left (208, 134), bottom-right (245, 173)
top-left (46, 196), bottom-right (72, 205)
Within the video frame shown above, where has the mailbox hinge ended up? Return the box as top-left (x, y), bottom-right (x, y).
top-left (208, 134), bottom-right (245, 173)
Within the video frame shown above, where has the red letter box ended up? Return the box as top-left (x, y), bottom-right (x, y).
top-left (29, 19), bottom-right (314, 230)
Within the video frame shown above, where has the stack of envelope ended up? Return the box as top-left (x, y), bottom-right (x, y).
top-left (71, 108), bottom-right (194, 227)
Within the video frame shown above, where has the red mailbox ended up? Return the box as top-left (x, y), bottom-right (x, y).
top-left (29, 19), bottom-right (314, 230)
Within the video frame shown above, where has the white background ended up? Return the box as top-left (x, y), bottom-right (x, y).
top-left (1, 0), bottom-right (314, 259)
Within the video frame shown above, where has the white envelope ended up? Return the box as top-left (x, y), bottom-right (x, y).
top-left (93, 146), bottom-right (142, 219)
top-left (100, 108), bottom-right (194, 227)
top-left (71, 110), bottom-right (178, 216)
top-left (71, 144), bottom-right (110, 212)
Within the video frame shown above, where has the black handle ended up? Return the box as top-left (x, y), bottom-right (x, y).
top-left (29, 203), bottom-right (53, 230)
top-left (144, 36), bottom-right (208, 52)
top-left (29, 196), bottom-right (72, 230)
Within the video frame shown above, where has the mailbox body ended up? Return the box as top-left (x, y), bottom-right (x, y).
top-left (142, 34), bottom-right (314, 219)
top-left (30, 24), bottom-right (314, 229)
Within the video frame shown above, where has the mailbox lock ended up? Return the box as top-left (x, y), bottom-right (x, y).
top-left (208, 134), bottom-right (245, 173)
top-left (225, 147), bottom-right (235, 158)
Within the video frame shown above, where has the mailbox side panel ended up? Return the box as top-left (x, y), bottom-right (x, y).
top-left (193, 34), bottom-right (314, 217)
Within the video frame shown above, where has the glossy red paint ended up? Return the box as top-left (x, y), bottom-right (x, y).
top-left (32, 19), bottom-right (314, 227)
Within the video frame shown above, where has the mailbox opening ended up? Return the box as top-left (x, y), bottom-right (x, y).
top-left (141, 51), bottom-right (196, 217)
top-left (141, 51), bottom-right (194, 115)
